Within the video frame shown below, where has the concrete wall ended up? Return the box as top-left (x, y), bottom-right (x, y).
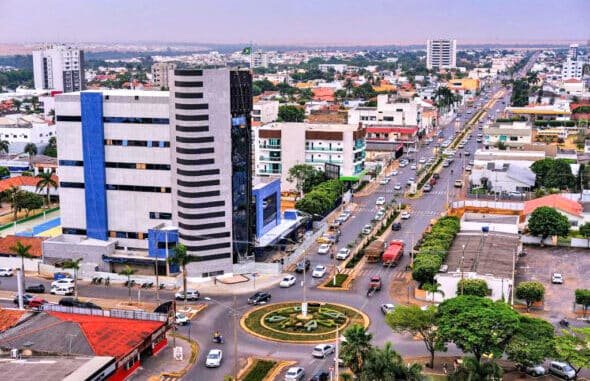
top-left (460, 220), bottom-right (519, 235)
top-left (0, 256), bottom-right (41, 272)
top-left (42, 237), bottom-right (116, 272)
top-left (431, 271), bottom-right (512, 303)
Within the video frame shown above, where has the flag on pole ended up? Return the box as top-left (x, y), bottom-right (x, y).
top-left (242, 47), bottom-right (251, 55)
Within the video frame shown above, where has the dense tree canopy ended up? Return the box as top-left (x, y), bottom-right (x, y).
top-left (278, 105), bottom-right (305, 122)
top-left (457, 279), bottom-right (489, 297)
top-left (527, 206), bottom-right (570, 240)
top-left (531, 158), bottom-right (576, 190)
top-left (286, 164), bottom-right (327, 195)
top-left (515, 281), bottom-right (545, 311)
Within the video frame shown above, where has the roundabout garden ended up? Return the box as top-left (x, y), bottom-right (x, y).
top-left (241, 301), bottom-right (369, 343)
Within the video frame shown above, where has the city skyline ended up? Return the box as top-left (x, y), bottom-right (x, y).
top-left (0, 0), bottom-right (588, 46)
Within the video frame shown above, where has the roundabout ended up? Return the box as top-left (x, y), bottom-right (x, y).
top-left (241, 301), bottom-right (370, 343)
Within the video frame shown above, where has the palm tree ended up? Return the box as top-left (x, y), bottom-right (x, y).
top-left (119, 265), bottom-right (136, 305)
top-left (341, 324), bottom-right (373, 379)
top-left (168, 243), bottom-right (190, 305)
top-left (24, 143), bottom-right (38, 169)
top-left (449, 356), bottom-right (503, 381)
top-left (0, 140), bottom-right (9, 155)
top-left (362, 342), bottom-right (423, 381)
top-left (10, 241), bottom-right (33, 288)
top-left (6, 186), bottom-right (24, 221)
top-left (62, 258), bottom-right (83, 297)
top-left (423, 281), bottom-right (445, 304)
top-left (36, 172), bottom-right (57, 208)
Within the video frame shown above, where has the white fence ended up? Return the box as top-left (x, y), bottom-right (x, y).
top-left (452, 200), bottom-right (524, 211)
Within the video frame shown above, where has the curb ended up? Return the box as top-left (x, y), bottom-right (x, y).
top-left (240, 301), bottom-right (370, 344)
top-left (263, 360), bottom-right (297, 381)
top-left (159, 333), bottom-right (199, 379)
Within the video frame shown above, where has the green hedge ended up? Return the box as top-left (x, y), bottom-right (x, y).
top-left (412, 216), bottom-right (460, 284)
top-left (325, 273), bottom-right (349, 288)
top-left (534, 120), bottom-right (576, 127)
top-left (243, 360), bottom-right (277, 381)
top-left (295, 179), bottom-right (344, 216)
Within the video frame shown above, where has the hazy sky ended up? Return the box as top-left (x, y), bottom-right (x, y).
top-left (1, 0), bottom-right (588, 45)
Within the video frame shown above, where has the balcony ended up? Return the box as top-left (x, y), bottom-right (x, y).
top-left (258, 144), bottom-right (281, 150)
top-left (305, 158), bottom-right (344, 164)
top-left (258, 156), bottom-right (281, 162)
top-left (353, 143), bottom-right (366, 151)
top-left (305, 146), bottom-right (344, 153)
top-left (257, 168), bottom-right (281, 175)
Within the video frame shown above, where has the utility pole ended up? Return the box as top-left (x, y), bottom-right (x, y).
top-left (302, 252), bottom-right (308, 317)
top-left (511, 249), bottom-right (516, 307)
top-left (334, 324), bottom-right (339, 381)
top-left (460, 244), bottom-right (466, 295)
top-left (233, 294), bottom-right (239, 381)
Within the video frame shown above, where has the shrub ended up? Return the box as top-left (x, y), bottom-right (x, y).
top-left (243, 360), bottom-right (276, 381)
top-left (412, 254), bottom-right (442, 285)
top-left (516, 281), bottom-right (545, 311)
top-left (295, 179), bottom-right (344, 216)
top-left (457, 279), bottom-right (489, 297)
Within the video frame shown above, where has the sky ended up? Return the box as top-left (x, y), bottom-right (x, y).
top-left (1, 0), bottom-right (588, 46)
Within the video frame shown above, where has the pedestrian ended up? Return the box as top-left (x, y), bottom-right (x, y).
top-left (443, 363), bottom-right (448, 375)
top-left (213, 276), bottom-right (217, 285)
top-left (105, 277), bottom-right (110, 287)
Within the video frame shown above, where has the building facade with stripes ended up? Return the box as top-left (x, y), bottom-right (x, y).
top-left (54, 69), bottom-right (253, 278)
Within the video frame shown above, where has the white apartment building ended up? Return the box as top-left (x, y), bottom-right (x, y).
top-left (252, 51), bottom-right (269, 68)
top-left (0, 114), bottom-right (55, 153)
top-left (151, 62), bottom-right (177, 89)
top-left (483, 121), bottom-right (532, 149)
top-left (253, 122), bottom-right (366, 189)
top-left (33, 45), bottom-right (85, 93)
top-left (426, 39), bottom-right (457, 70)
top-left (348, 94), bottom-right (420, 127)
top-left (54, 68), bottom-right (254, 278)
top-left (252, 100), bottom-right (279, 124)
top-left (318, 64), bottom-right (348, 73)
top-left (562, 43), bottom-right (586, 80)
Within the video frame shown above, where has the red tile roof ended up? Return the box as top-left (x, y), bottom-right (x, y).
top-left (523, 194), bottom-right (583, 216)
top-left (48, 312), bottom-right (164, 360)
top-left (0, 235), bottom-right (47, 257)
top-left (564, 78), bottom-right (582, 84)
top-left (312, 87), bottom-right (335, 102)
top-left (0, 175), bottom-right (59, 193)
top-left (0, 308), bottom-right (27, 333)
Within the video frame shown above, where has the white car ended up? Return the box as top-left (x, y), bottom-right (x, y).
top-left (400, 211), bottom-right (411, 219)
top-left (312, 344), bottom-right (335, 358)
top-left (0, 268), bottom-right (14, 277)
top-left (336, 248), bottom-right (350, 260)
top-left (285, 367), bottom-right (305, 381)
top-left (464, 165), bottom-right (472, 172)
top-left (280, 275), bottom-right (296, 288)
top-left (317, 243), bottom-right (331, 255)
top-left (380, 303), bottom-right (395, 315)
top-left (312, 265), bottom-right (327, 278)
top-left (418, 158), bottom-right (426, 164)
top-left (390, 170), bottom-right (398, 176)
top-left (398, 161), bottom-right (408, 168)
top-left (394, 183), bottom-right (402, 190)
top-left (379, 178), bottom-right (390, 185)
top-left (410, 164), bottom-right (417, 170)
top-left (551, 273), bottom-right (564, 284)
top-left (175, 312), bottom-right (190, 325)
top-left (205, 349), bottom-right (223, 368)
top-left (50, 286), bottom-right (74, 296)
top-left (51, 278), bottom-right (74, 288)
top-left (375, 196), bottom-right (385, 205)
top-left (361, 224), bottom-right (372, 235)
top-left (175, 289), bottom-right (200, 300)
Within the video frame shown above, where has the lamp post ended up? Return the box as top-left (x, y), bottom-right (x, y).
top-left (460, 244), bottom-right (466, 295)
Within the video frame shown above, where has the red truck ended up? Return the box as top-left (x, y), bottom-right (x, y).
top-left (382, 240), bottom-right (404, 267)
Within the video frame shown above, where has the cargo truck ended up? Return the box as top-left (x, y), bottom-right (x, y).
top-left (382, 240), bottom-right (404, 267)
top-left (365, 240), bottom-right (385, 263)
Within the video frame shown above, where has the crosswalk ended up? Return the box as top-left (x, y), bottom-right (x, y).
top-left (408, 210), bottom-right (440, 216)
top-left (356, 267), bottom-right (407, 280)
top-left (160, 376), bottom-right (179, 381)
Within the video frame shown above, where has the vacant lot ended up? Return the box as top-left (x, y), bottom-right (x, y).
top-left (516, 246), bottom-right (590, 321)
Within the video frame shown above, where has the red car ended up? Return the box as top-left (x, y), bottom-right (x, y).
top-left (369, 276), bottom-right (382, 291)
top-left (28, 297), bottom-right (47, 309)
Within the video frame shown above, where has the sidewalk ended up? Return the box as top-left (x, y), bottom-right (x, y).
top-left (134, 333), bottom-right (195, 381)
top-left (187, 273), bottom-right (284, 296)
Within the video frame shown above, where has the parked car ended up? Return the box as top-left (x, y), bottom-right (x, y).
top-left (524, 364), bottom-right (547, 377)
top-left (433, 173), bottom-right (440, 179)
top-left (376, 196), bottom-right (385, 205)
top-left (175, 289), bottom-right (200, 300)
top-left (423, 184), bottom-right (432, 192)
top-left (400, 211), bottom-right (411, 219)
top-left (28, 297), bottom-right (47, 309)
top-left (336, 248), bottom-right (350, 260)
top-left (391, 222), bottom-right (401, 231)
top-left (285, 367), bottom-right (305, 381)
top-left (205, 349), bottom-right (223, 368)
top-left (310, 370), bottom-right (330, 381)
top-left (552, 273), bottom-right (564, 284)
top-left (373, 211), bottom-right (385, 221)
top-left (380, 303), bottom-right (395, 315)
top-left (361, 224), bottom-right (373, 235)
top-left (279, 275), bottom-right (296, 288)
top-left (13, 294), bottom-right (34, 306)
top-left (25, 284), bottom-right (46, 293)
top-left (295, 259), bottom-right (311, 273)
top-left (548, 361), bottom-right (575, 379)
top-left (312, 344), bottom-right (335, 358)
top-left (51, 278), bottom-right (74, 288)
top-left (317, 243), bottom-right (331, 255)
top-left (379, 177), bottom-right (390, 185)
top-left (175, 312), bottom-right (190, 326)
top-left (50, 286), bottom-right (74, 296)
top-left (0, 268), bottom-right (14, 277)
top-left (465, 165), bottom-right (472, 172)
top-left (312, 265), bottom-right (327, 278)
top-left (248, 292), bottom-right (272, 305)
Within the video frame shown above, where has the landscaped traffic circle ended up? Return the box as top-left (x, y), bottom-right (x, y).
top-left (241, 301), bottom-right (369, 343)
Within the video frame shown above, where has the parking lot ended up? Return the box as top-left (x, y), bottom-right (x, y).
top-left (516, 246), bottom-right (590, 321)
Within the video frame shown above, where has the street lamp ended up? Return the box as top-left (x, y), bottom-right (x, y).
top-left (460, 244), bottom-right (466, 295)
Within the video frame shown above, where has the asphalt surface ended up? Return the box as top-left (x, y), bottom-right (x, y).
top-left (0, 54), bottom-right (540, 381)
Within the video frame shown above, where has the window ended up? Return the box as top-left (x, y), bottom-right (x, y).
top-left (175, 92), bottom-right (203, 99)
top-left (107, 184), bottom-right (171, 193)
top-left (180, 232), bottom-right (230, 240)
top-left (56, 115), bottom-right (81, 122)
top-left (176, 136), bottom-right (214, 144)
top-left (177, 190), bottom-right (220, 198)
top-left (177, 179), bottom-right (220, 187)
top-left (174, 81), bottom-right (203, 87)
top-left (59, 160), bottom-right (83, 166)
top-left (105, 139), bottom-right (170, 147)
top-left (62, 227), bottom-right (87, 235)
top-left (60, 182), bottom-right (85, 188)
top-left (178, 211), bottom-right (225, 220)
top-left (175, 114), bottom-right (209, 121)
top-left (383, 116), bottom-right (394, 121)
top-left (149, 212), bottom-right (172, 220)
top-left (178, 200), bottom-right (225, 209)
top-left (177, 158), bottom-right (214, 166)
top-left (176, 125), bottom-right (209, 133)
top-left (202, 270), bottom-right (225, 277)
top-left (185, 242), bottom-right (231, 251)
top-left (178, 222), bottom-right (225, 230)
top-left (177, 169), bottom-right (219, 176)
top-left (103, 117), bottom-right (169, 124)
top-left (175, 103), bottom-right (209, 110)
top-left (176, 147), bottom-right (214, 155)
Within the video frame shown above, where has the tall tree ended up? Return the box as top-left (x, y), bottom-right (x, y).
top-left (436, 296), bottom-right (520, 363)
top-left (24, 142), bottom-right (38, 169)
top-left (554, 327), bottom-right (590, 379)
top-left (168, 243), bottom-right (190, 305)
top-left (515, 281), bottom-right (545, 311)
top-left (287, 164), bottom-right (326, 196)
top-left (6, 186), bottom-right (25, 221)
top-left (62, 258), bottom-right (83, 298)
top-left (10, 241), bottom-right (33, 288)
top-left (386, 305), bottom-right (439, 368)
top-left (36, 172), bottom-right (58, 208)
top-left (341, 324), bottom-right (373, 379)
top-left (119, 265), bottom-right (136, 305)
top-left (20, 191), bottom-right (43, 217)
top-left (506, 316), bottom-right (555, 368)
top-left (527, 206), bottom-right (570, 241)
top-left (423, 281), bottom-right (445, 304)
top-left (361, 342), bottom-right (422, 381)
top-left (575, 289), bottom-right (590, 317)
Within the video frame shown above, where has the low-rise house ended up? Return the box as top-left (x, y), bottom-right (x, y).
top-left (470, 162), bottom-right (535, 194)
top-left (523, 194), bottom-right (584, 230)
top-left (483, 120), bottom-right (532, 149)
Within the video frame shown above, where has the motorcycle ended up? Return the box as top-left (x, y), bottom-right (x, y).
top-left (559, 318), bottom-right (570, 327)
top-left (213, 335), bottom-right (224, 344)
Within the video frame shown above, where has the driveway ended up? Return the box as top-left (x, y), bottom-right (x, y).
top-left (517, 246), bottom-right (590, 321)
